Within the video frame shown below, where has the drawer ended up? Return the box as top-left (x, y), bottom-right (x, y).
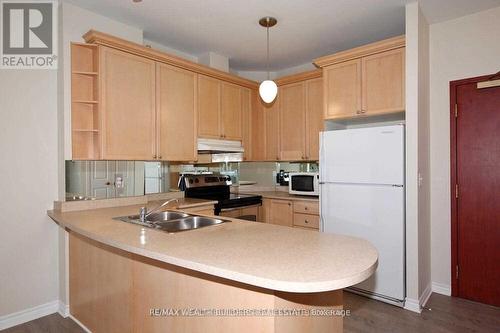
top-left (293, 201), bottom-right (319, 215)
top-left (293, 213), bottom-right (320, 229)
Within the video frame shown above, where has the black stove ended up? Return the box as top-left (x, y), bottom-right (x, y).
top-left (181, 174), bottom-right (262, 215)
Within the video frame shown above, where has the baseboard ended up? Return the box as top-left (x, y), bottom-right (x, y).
top-left (432, 282), bottom-right (451, 296)
top-left (58, 301), bottom-right (70, 318)
top-left (404, 297), bottom-right (422, 313)
top-left (69, 314), bottom-right (92, 333)
top-left (419, 283), bottom-right (433, 308)
top-left (0, 300), bottom-right (59, 330)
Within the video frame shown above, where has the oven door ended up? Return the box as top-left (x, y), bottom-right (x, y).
top-left (218, 204), bottom-right (261, 221)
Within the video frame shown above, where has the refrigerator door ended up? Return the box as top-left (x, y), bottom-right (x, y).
top-left (320, 125), bottom-right (404, 185)
top-left (321, 182), bottom-right (405, 301)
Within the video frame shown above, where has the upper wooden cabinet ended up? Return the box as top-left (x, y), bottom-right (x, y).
top-left (198, 75), bottom-right (221, 139)
top-left (156, 63), bottom-right (197, 161)
top-left (241, 88), bottom-right (252, 161)
top-left (198, 75), bottom-right (243, 140)
top-left (280, 82), bottom-right (307, 161)
top-left (100, 46), bottom-right (156, 160)
top-left (315, 35), bottom-right (405, 120)
top-left (221, 82), bottom-right (242, 140)
top-left (361, 48), bottom-right (405, 114)
top-left (249, 90), bottom-right (266, 161)
top-left (263, 98), bottom-right (280, 161)
top-left (305, 78), bottom-right (323, 161)
top-left (323, 59), bottom-right (361, 119)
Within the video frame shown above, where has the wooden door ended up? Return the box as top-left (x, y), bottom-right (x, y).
top-left (221, 82), bottom-right (242, 140)
top-left (156, 63), bottom-right (197, 161)
top-left (263, 98), bottom-right (280, 161)
top-left (280, 82), bottom-right (306, 161)
top-left (100, 47), bottom-right (156, 160)
top-left (324, 59), bottom-right (361, 119)
top-left (305, 78), bottom-right (323, 161)
top-left (361, 48), bottom-right (405, 115)
top-left (269, 200), bottom-right (293, 227)
top-left (451, 77), bottom-right (500, 307)
top-left (241, 88), bottom-right (252, 161)
top-left (250, 90), bottom-right (266, 161)
top-left (198, 75), bottom-right (221, 139)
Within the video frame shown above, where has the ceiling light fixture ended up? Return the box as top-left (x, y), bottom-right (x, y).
top-left (258, 16), bottom-right (278, 104)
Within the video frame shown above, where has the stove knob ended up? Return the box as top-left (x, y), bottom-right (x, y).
top-left (189, 179), bottom-right (193, 184)
top-left (194, 178), bottom-right (200, 183)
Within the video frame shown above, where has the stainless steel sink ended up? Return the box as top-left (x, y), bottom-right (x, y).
top-left (113, 211), bottom-right (230, 233)
top-left (154, 216), bottom-right (229, 233)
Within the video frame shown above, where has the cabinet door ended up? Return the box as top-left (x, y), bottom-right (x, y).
top-left (198, 75), bottom-right (221, 139)
top-left (305, 78), bottom-right (323, 161)
top-left (280, 82), bottom-right (306, 161)
top-left (221, 82), bottom-right (242, 140)
top-left (263, 98), bottom-right (280, 161)
top-left (361, 48), bottom-right (405, 114)
top-left (324, 59), bottom-right (361, 120)
top-left (269, 200), bottom-right (293, 227)
top-left (241, 88), bottom-right (252, 161)
top-left (156, 63), bottom-right (197, 161)
top-left (100, 47), bottom-right (156, 160)
top-left (250, 90), bottom-right (266, 161)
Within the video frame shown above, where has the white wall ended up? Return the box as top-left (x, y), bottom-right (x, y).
top-left (0, 69), bottom-right (59, 320)
top-left (429, 6), bottom-right (500, 292)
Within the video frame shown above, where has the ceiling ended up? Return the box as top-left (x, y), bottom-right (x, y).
top-left (66, 0), bottom-right (500, 71)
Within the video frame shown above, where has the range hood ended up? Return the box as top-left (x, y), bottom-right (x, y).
top-left (197, 138), bottom-right (244, 153)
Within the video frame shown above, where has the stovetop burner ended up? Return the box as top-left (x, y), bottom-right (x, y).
top-left (182, 174), bottom-right (262, 215)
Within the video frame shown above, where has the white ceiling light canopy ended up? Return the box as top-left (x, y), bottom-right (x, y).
top-left (258, 16), bottom-right (278, 104)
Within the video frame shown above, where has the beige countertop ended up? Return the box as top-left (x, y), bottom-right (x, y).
top-left (48, 203), bottom-right (377, 293)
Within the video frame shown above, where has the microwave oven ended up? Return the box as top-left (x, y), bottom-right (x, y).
top-left (288, 172), bottom-right (319, 196)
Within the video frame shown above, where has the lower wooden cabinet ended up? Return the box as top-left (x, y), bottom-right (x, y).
top-left (260, 198), bottom-right (319, 230)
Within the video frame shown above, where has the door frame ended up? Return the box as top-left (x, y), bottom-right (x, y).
top-left (449, 73), bottom-right (495, 297)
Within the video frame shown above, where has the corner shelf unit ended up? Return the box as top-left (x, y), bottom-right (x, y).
top-left (71, 43), bottom-right (100, 160)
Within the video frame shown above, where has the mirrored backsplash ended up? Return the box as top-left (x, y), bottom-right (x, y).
top-left (65, 160), bottom-right (318, 201)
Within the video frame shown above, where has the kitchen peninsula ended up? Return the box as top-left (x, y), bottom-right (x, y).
top-left (49, 201), bottom-right (377, 333)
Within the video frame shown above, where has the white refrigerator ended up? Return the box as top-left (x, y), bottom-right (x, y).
top-left (320, 125), bottom-right (405, 305)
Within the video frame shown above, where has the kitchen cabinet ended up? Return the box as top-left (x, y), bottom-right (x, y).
top-left (314, 35), bottom-right (405, 120)
top-left (221, 82), bottom-right (242, 140)
top-left (198, 75), bottom-right (243, 141)
top-left (280, 82), bottom-right (307, 161)
top-left (250, 90), bottom-right (266, 161)
top-left (293, 201), bottom-right (320, 230)
top-left (198, 75), bottom-right (221, 139)
top-left (361, 47), bottom-right (405, 115)
top-left (156, 63), bottom-right (197, 161)
top-left (73, 31), bottom-right (258, 161)
top-left (241, 88), bottom-right (252, 161)
top-left (268, 199), bottom-right (293, 227)
top-left (263, 98), bottom-right (281, 161)
top-left (100, 46), bottom-right (156, 160)
top-left (305, 78), bottom-right (323, 161)
top-left (323, 59), bottom-right (361, 119)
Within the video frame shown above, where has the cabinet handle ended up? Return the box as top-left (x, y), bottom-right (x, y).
top-left (158, 155), bottom-right (162, 159)
top-left (305, 220), bottom-right (309, 224)
top-left (288, 203), bottom-right (291, 206)
top-left (361, 110), bottom-right (366, 114)
top-left (305, 207), bottom-right (308, 210)
top-left (356, 110), bottom-right (362, 115)
top-left (153, 155), bottom-right (157, 159)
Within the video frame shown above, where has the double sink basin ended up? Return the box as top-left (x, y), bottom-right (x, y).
top-left (114, 211), bottom-right (230, 233)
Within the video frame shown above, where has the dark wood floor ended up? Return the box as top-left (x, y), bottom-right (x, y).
top-left (3, 293), bottom-right (499, 332)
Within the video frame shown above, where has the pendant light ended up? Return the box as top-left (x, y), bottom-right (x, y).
top-left (258, 16), bottom-right (278, 104)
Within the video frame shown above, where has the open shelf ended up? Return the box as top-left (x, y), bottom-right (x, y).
top-left (71, 43), bottom-right (100, 160)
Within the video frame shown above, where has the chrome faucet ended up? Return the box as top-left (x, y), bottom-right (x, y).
top-left (139, 198), bottom-right (179, 223)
